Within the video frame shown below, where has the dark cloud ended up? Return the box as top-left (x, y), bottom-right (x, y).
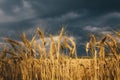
top-left (0, 0), bottom-right (120, 55)
top-left (27, 0), bottom-right (120, 18)
top-left (0, 0), bottom-right (23, 15)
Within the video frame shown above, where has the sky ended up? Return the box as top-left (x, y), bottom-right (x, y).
top-left (0, 0), bottom-right (120, 55)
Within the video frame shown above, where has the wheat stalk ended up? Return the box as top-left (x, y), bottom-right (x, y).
top-left (49, 35), bottom-right (56, 59)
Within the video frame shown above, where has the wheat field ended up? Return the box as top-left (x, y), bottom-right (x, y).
top-left (0, 27), bottom-right (120, 80)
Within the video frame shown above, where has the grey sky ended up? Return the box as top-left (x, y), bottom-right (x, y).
top-left (0, 0), bottom-right (120, 55)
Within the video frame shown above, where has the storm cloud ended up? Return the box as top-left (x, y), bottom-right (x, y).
top-left (0, 0), bottom-right (120, 55)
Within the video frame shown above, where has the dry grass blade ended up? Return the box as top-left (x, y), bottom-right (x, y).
top-left (49, 35), bottom-right (57, 59)
top-left (88, 34), bottom-right (97, 56)
top-left (37, 27), bottom-right (45, 47)
top-left (62, 36), bottom-right (76, 57)
top-left (38, 43), bottom-right (46, 59)
top-left (3, 38), bottom-right (22, 52)
top-left (3, 50), bottom-right (18, 56)
top-left (63, 37), bottom-right (72, 51)
top-left (99, 46), bottom-right (105, 59)
top-left (115, 31), bottom-right (120, 38)
top-left (50, 35), bottom-right (54, 42)
top-left (59, 28), bottom-right (64, 40)
top-left (30, 31), bottom-right (37, 46)
top-left (105, 42), bottom-right (118, 59)
top-left (50, 35), bottom-right (56, 55)
top-left (37, 27), bottom-right (44, 41)
top-left (37, 28), bottom-right (46, 58)
top-left (21, 33), bottom-right (36, 58)
top-left (38, 44), bottom-right (42, 54)
top-left (106, 34), bottom-right (117, 47)
top-left (90, 34), bottom-right (96, 46)
top-left (99, 36), bottom-right (107, 45)
top-left (86, 42), bottom-right (89, 56)
top-left (4, 38), bottom-right (22, 47)
top-left (63, 36), bottom-right (68, 47)
top-left (0, 52), bottom-right (6, 59)
top-left (57, 28), bottom-right (64, 58)
top-left (68, 37), bottom-right (76, 56)
top-left (21, 33), bottom-right (30, 48)
top-left (0, 45), bottom-right (7, 59)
